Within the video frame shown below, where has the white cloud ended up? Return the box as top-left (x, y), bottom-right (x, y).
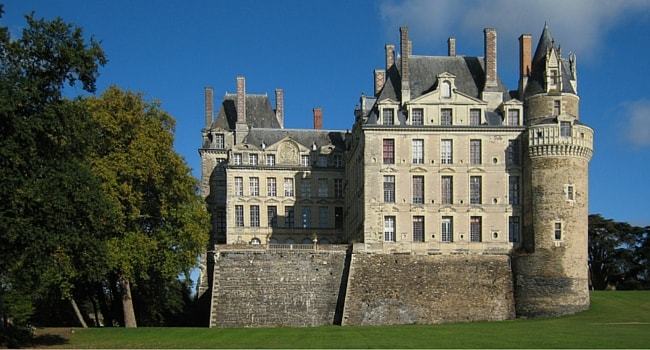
top-left (621, 99), bottom-right (650, 147)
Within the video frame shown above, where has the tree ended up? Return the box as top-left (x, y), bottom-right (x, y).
top-left (85, 86), bottom-right (209, 327)
top-left (0, 8), bottom-right (110, 327)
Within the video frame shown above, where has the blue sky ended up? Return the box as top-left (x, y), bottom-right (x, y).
top-left (3, 0), bottom-right (650, 226)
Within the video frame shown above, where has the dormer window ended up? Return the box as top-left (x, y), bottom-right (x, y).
top-left (560, 121), bottom-right (572, 137)
top-left (507, 109), bottom-right (520, 126)
top-left (441, 108), bottom-right (453, 126)
top-left (382, 108), bottom-right (395, 125)
top-left (411, 108), bottom-right (424, 125)
top-left (441, 81), bottom-right (452, 98)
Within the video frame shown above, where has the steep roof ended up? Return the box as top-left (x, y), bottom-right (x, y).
top-left (524, 25), bottom-right (577, 97)
top-left (213, 93), bottom-right (281, 130)
top-left (243, 128), bottom-right (347, 151)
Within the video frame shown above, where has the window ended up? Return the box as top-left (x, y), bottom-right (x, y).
top-left (384, 216), bottom-right (396, 242)
top-left (284, 178), bottom-right (294, 197)
top-left (507, 140), bottom-right (520, 165)
top-left (507, 109), bottom-right (520, 126)
top-left (318, 155), bottom-right (328, 167)
top-left (567, 184), bottom-right (575, 201)
top-left (233, 153), bottom-right (242, 165)
top-left (301, 179), bottom-right (311, 198)
top-left (266, 154), bottom-right (276, 166)
top-left (382, 108), bottom-right (395, 125)
top-left (550, 69), bottom-right (558, 85)
top-left (334, 179), bottom-right (343, 199)
top-left (235, 205), bottom-right (244, 227)
top-left (215, 134), bottom-right (225, 148)
top-left (442, 81), bottom-right (451, 98)
top-left (411, 108), bottom-right (424, 125)
top-left (553, 100), bottom-right (561, 115)
top-left (250, 205), bottom-right (260, 227)
top-left (412, 139), bottom-right (424, 164)
top-left (249, 177), bottom-right (259, 197)
top-left (413, 216), bottom-right (424, 242)
top-left (412, 176), bottom-right (424, 204)
top-left (268, 206), bottom-right (277, 227)
top-left (441, 176), bottom-right (453, 205)
top-left (285, 206), bottom-right (294, 228)
top-left (554, 222), bottom-right (562, 240)
top-left (334, 154), bottom-right (343, 168)
top-left (249, 153), bottom-right (258, 165)
top-left (560, 121), bottom-right (572, 137)
top-left (267, 177), bottom-right (277, 197)
top-left (441, 216), bottom-right (453, 242)
top-left (470, 109), bottom-right (481, 126)
top-left (470, 176), bottom-right (482, 205)
top-left (470, 216), bottom-right (482, 242)
top-left (470, 139), bottom-right (481, 165)
top-left (383, 139), bottom-right (395, 164)
top-left (509, 176), bottom-right (520, 205)
top-left (509, 216), bottom-right (520, 242)
top-left (301, 155), bottom-right (310, 167)
top-left (383, 175), bottom-right (395, 203)
top-left (319, 206), bottom-right (329, 228)
top-left (335, 207), bottom-right (343, 228)
top-left (318, 178), bottom-right (328, 198)
top-left (441, 108), bottom-right (452, 125)
top-left (234, 177), bottom-right (243, 196)
top-left (216, 210), bottom-right (226, 235)
top-left (441, 139), bottom-right (453, 164)
top-left (301, 207), bottom-right (312, 228)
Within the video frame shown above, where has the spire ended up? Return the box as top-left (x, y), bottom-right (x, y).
top-left (532, 23), bottom-right (553, 67)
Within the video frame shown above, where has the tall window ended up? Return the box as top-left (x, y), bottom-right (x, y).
top-left (383, 175), bottom-right (395, 203)
top-left (412, 176), bottom-right (424, 204)
top-left (470, 176), bottom-right (482, 205)
top-left (234, 177), bottom-right (243, 196)
top-left (233, 153), bottom-right (242, 165)
top-left (267, 177), bottom-right (277, 197)
top-left (441, 108), bottom-right (452, 125)
top-left (383, 139), bottom-right (395, 164)
top-left (319, 206), bottom-right (329, 228)
top-left (441, 176), bottom-right (453, 205)
top-left (509, 216), bottom-right (520, 242)
top-left (441, 216), bottom-right (453, 242)
top-left (335, 207), bottom-right (343, 228)
top-left (507, 109), bottom-right (520, 126)
top-left (411, 108), bottom-right (424, 125)
top-left (470, 216), bottom-right (482, 242)
top-left (318, 178), bottom-right (328, 198)
top-left (334, 179), bottom-right (343, 198)
top-left (441, 139), bottom-right (453, 164)
top-left (560, 121), bottom-right (572, 137)
top-left (301, 179), bottom-right (311, 198)
top-left (470, 109), bottom-right (481, 126)
top-left (318, 155), bottom-right (328, 167)
top-left (553, 100), bottom-right (561, 115)
top-left (413, 216), bottom-right (424, 242)
top-left (507, 140), bottom-right (520, 165)
top-left (382, 108), bottom-right (395, 125)
top-left (266, 154), bottom-right (275, 166)
top-left (268, 206), bottom-right (277, 227)
top-left (412, 139), bottom-right (424, 164)
top-left (235, 205), bottom-right (244, 227)
top-left (567, 184), bottom-right (575, 201)
top-left (301, 155), bottom-right (310, 167)
top-left (249, 177), bottom-right (259, 197)
top-left (441, 81), bottom-right (451, 98)
top-left (384, 216), bottom-right (396, 242)
top-left (554, 222), bottom-right (562, 240)
top-left (215, 134), bottom-right (225, 148)
top-left (334, 154), bottom-right (343, 168)
top-left (301, 207), bottom-right (311, 228)
top-left (249, 153), bottom-right (258, 165)
top-left (284, 178), bottom-right (294, 197)
top-left (285, 206), bottom-right (294, 228)
top-left (509, 176), bottom-right (520, 205)
top-left (470, 139), bottom-right (481, 165)
top-left (250, 205), bottom-right (260, 227)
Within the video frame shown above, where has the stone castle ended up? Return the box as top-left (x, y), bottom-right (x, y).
top-left (197, 24), bottom-right (594, 327)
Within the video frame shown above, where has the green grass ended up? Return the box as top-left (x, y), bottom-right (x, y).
top-left (51, 291), bottom-right (650, 348)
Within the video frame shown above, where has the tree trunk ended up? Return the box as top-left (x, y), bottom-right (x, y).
top-left (70, 297), bottom-right (88, 328)
top-left (119, 275), bottom-right (137, 328)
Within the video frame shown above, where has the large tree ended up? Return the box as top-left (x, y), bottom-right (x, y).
top-left (0, 8), bottom-right (110, 326)
top-left (85, 86), bottom-right (209, 327)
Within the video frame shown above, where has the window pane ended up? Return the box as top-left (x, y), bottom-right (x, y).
top-left (234, 177), bottom-right (243, 196)
top-left (301, 179), bottom-right (311, 198)
top-left (250, 177), bottom-right (259, 197)
top-left (412, 139), bottom-right (424, 164)
top-left (470, 139), bottom-right (481, 165)
top-left (302, 206), bottom-right (311, 228)
top-left (250, 205), bottom-right (260, 227)
top-left (470, 176), bottom-right (482, 205)
top-left (470, 216), bottom-right (482, 242)
top-left (284, 178), bottom-right (294, 197)
top-left (413, 176), bottom-right (424, 204)
top-left (318, 178), bottom-right (328, 198)
top-left (509, 216), bottom-right (520, 242)
top-left (441, 139), bottom-right (453, 164)
top-left (470, 109), bottom-right (481, 126)
top-left (441, 216), bottom-right (453, 242)
top-left (411, 108), bottom-right (424, 125)
top-left (441, 108), bottom-right (452, 125)
top-left (235, 205), bottom-right (244, 227)
top-left (334, 179), bottom-right (343, 198)
top-left (285, 206), bottom-right (294, 228)
top-left (509, 176), bottom-right (520, 205)
top-left (319, 206), bottom-right (328, 228)
top-left (267, 178), bottom-right (277, 197)
top-left (268, 206), bottom-right (277, 227)
top-left (413, 216), bottom-right (424, 242)
top-left (382, 109), bottom-right (394, 125)
top-left (441, 176), bottom-right (453, 204)
top-left (383, 139), bottom-right (395, 164)
top-left (384, 175), bottom-right (395, 203)
top-left (384, 216), bottom-right (396, 242)
top-left (507, 109), bottom-right (520, 126)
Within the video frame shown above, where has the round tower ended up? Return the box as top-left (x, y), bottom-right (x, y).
top-left (513, 25), bottom-right (594, 318)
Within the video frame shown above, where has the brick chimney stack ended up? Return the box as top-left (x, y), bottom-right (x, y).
top-left (374, 69), bottom-right (386, 96)
top-left (448, 37), bottom-right (456, 56)
top-left (204, 87), bottom-right (213, 129)
top-left (484, 28), bottom-right (497, 88)
top-left (519, 34), bottom-right (532, 95)
top-left (400, 26), bottom-right (410, 103)
top-left (236, 76), bottom-right (246, 124)
top-left (275, 88), bottom-right (284, 128)
top-left (385, 44), bottom-right (395, 70)
top-left (313, 108), bottom-right (323, 130)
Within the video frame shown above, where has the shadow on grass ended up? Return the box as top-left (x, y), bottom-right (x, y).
top-left (1, 327), bottom-right (69, 349)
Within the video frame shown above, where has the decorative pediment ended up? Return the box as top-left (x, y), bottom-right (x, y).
top-left (467, 167), bottom-right (486, 173)
top-left (277, 140), bottom-right (300, 165)
top-left (409, 87), bottom-right (485, 105)
top-left (409, 166), bottom-right (428, 173)
top-left (380, 167), bottom-right (398, 173)
top-left (439, 167), bottom-right (456, 173)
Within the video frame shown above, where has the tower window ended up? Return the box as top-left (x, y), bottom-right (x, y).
top-left (560, 121), bottom-right (572, 137)
top-left (553, 100), bottom-right (561, 115)
top-left (566, 184), bottom-right (575, 201)
top-left (554, 222), bottom-right (562, 240)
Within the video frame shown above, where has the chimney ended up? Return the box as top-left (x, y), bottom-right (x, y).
top-left (313, 108), bottom-right (323, 130)
top-left (448, 37), bottom-right (456, 56)
top-left (519, 34), bottom-right (532, 94)
top-left (400, 26), bottom-right (410, 103)
top-left (204, 87), bottom-right (213, 129)
top-left (385, 44), bottom-right (395, 70)
top-left (275, 88), bottom-right (284, 128)
top-left (374, 69), bottom-right (386, 96)
top-left (236, 76), bottom-right (246, 124)
top-left (484, 28), bottom-right (497, 88)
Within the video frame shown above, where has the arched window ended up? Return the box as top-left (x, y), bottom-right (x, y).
top-left (250, 237), bottom-right (261, 245)
top-left (442, 81), bottom-right (452, 98)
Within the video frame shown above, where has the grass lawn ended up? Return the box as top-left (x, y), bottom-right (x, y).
top-left (34, 291), bottom-right (650, 348)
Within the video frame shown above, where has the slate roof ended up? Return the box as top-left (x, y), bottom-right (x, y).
top-left (213, 93), bottom-right (281, 130)
top-left (524, 25), bottom-right (577, 97)
top-left (243, 128), bottom-right (347, 151)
